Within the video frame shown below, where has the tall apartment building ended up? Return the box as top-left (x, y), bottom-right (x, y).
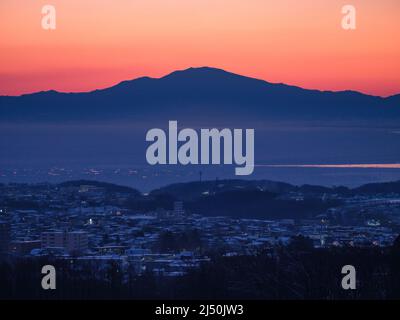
top-left (41, 231), bottom-right (88, 253)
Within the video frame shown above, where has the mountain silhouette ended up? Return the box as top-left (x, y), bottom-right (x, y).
top-left (1, 67), bottom-right (399, 124)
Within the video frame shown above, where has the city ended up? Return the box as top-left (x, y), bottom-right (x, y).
top-left (1, 179), bottom-right (399, 280)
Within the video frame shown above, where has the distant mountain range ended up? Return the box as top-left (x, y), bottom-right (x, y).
top-left (1, 67), bottom-right (399, 124)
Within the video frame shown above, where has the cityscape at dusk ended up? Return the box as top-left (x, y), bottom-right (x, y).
top-left (1, 0), bottom-right (400, 309)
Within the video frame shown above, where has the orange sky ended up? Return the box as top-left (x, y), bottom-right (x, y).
top-left (0, 0), bottom-right (399, 96)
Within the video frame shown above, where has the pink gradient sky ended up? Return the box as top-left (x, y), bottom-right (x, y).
top-left (0, 0), bottom-right (399, 96)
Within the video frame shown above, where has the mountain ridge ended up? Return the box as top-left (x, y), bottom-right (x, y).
top-left (1, 66), bottom-right (399, 124)
top-left (48, 177), bottom-right (400, 198)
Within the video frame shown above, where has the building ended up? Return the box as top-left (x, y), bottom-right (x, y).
top-left (41, 231), bottom-right (65, 249)
top-left (67, 231), bottom-right (89, 252)
top-left (173, 201), bottom-right (185, 216)
top-left (41, 231), bottom-right (89, 254)
top-left (0, 222), bottom-right (11, 253)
